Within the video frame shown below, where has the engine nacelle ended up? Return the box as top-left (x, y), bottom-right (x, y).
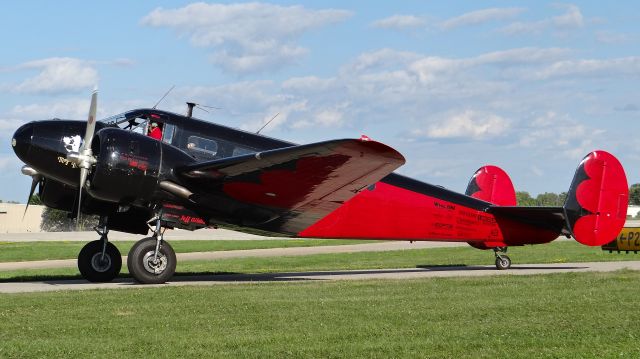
top-left (39, 177), bottom-right (76, 212)
top-left (87, 128), bottom-right (162, 204)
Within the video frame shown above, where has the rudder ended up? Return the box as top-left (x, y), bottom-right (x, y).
top-left (466, 165), bottom-right (516, 206)
top-left (564, 150), bottom-right (628, 246)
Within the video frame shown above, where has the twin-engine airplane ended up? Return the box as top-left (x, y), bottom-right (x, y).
top-left (11, 91), bottom-right (629, 284)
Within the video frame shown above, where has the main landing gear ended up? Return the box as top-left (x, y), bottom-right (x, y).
top-left (127, 215), bottom-right (176, 284)
top-left (493, 247), bottom-right (511, 270)
top-left (76, 215), bottom-right (177, 284)
top-left (77, 217), bottom-right (122, 282)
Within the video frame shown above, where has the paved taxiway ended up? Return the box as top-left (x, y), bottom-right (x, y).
top-left (0, 240), bottom-right (465, 271)
top-left (0, 228), bottom-right (633, 294)
top-left (1, 261), bottom-right (638, 293)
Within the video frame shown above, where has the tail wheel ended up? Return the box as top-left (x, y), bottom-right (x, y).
top-left (495, 255), bottom-right (511, 270)
top-left (127, 237), bottom-right (176, 284)
top-left (78, 240), bottom-right (122, 282)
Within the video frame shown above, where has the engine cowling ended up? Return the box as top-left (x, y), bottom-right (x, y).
top-left (87, 128), bottom-right (162, 204)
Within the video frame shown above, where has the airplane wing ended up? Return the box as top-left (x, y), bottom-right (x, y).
top-left (176, 139), bottom-right (406, 234)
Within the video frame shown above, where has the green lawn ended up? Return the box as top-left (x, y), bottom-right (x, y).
top-left (0, 239), bottom-right (382, 262)
top-left (0, 240), bottom-right (637, 282)
top-left (1, 271), bottom-right (639, 358)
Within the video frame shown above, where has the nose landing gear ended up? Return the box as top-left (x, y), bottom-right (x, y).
top-left (77, 217), bottom-right (122, 282)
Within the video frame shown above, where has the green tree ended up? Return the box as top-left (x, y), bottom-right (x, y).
top-left (535, 192), bottom-right (565, 206)
top-left (40, 207), bottom-right (98, 232)
top-left (28, 194), bottom-right (42, 205)
top-left (630, 184), bottom-right (640, 206)
top-left (516, 191), bottom-right (536, 206)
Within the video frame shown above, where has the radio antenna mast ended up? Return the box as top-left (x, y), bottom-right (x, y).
top-left (256, 113), bottom-right (279, 135)
top-left (152, 85), bottom-right (175, 109)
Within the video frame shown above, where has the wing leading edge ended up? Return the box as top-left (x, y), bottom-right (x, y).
top-left (176, 138), bottom-right (406, 234)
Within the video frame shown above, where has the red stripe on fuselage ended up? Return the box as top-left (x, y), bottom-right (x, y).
top-left (299, 181), bottom-right (558, 246)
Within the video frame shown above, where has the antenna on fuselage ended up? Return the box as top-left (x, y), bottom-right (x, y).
top-left (256, 113), bottom-right (279, 135)
top-left (186, 102), bottom-right (196, 118)
top-left (152, 85), bottom-right (175, 109)
top-left (185, 102), bottom-right (222, 118)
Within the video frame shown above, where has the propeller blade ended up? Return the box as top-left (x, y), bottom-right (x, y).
top-left (75, 89), bottom-right (98, 230)
top-left (76, 167), bottom-right (88, 230)
top-left (22, 176), bottom-right (40, 220)
top-left (80, 89), bottom-right (98, 152)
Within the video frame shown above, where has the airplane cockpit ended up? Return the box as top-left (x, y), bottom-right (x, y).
top-left (101, 109), bottom-right (268, 162)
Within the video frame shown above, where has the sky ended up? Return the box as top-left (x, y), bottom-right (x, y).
top-left (1, 1), bottom-right (640, 202)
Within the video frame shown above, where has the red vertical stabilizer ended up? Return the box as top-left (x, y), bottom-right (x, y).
top-left (465, 165), bottom-right (516, 206)
top-left (564, 150), bottom-right (628, 246)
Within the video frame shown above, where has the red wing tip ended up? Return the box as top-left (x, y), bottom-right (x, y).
top-left (347, 138), bottom-right (406, 163)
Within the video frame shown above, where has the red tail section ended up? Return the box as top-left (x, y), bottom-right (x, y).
top-left (564, 150), bottom-right (628, 246)
top-left (465, 165), bottom-right (516, 206)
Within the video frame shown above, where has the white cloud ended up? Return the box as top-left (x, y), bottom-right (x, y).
top-left (440, 7), bottom-right (526, 30)
top-left (141, 2), bottom-right (352, 74)
top-left (0, 155), bottom-right (19, 171)
top-left (532, 57), bottom-right (640, 80)
top-left (518, 111), bottom-right (605, 159)
top-left (552, 4), bottom-right (584, 29)
top-left (10, 98), bottom-right (95, 121)
top-left (13, 58), bottom-right (98, 94)
top-left (372, 15), bottom-right (426, 29)
top-left (292, 105), bottom-right (347, 129)
top-left (344, 48), bottom-right (421, 74)
top-left (282, 76), bottom-right (337, 93)
top-left (595, 30), bottom-right (629, 44)
top-left (243, 100), bottom-right (308, 133)
top-left (0, 118), bottom-right (24, 132)
top-left (415, 110), bottom-right (510, 140)
top-left (408, 47), bottom-right (572, 83)
top-left (500, 4), bottom-right (584, 35)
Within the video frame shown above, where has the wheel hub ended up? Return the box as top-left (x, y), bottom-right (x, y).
top-left (142, 250), bottom-right (168, 274)
top-left (90, 253), bottom-right (112, 273)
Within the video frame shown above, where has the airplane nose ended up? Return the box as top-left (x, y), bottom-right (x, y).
top-left (12, 122), bottom-right (34, 162)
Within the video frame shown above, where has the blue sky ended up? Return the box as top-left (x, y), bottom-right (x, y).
top-left (2, 1), bottom-right (640, 202)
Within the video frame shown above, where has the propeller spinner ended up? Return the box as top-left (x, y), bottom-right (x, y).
top-left (21, 165), bottom-right (41, 219)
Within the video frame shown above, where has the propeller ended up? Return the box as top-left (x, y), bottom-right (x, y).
top-left (67, 89), bottom-right (99, 229)
top-left (20, 165), bottom-right (41, 219)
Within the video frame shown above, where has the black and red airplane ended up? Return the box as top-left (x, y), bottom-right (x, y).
top-left (11, 91), bottom-right (629, 284)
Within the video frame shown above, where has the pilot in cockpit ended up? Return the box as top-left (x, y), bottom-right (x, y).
top-left (148, 122), bottom-right (162, 140)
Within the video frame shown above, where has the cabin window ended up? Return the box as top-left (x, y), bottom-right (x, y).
top-left (232, 145), bottom-right (255, 156)
top-left (187, 135), bottom-right (218, 159)
top-left (162, 124), bottom-right (175, 144)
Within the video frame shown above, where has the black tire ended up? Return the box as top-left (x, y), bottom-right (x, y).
top-left (127, 237), bottom-right (176, 284)
top-left (78, 240), bottom-right (122, 282)
top-left (495, 255), bottom-right (511, 270)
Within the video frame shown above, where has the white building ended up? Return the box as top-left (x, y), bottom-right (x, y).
top-left (0, 203), bottom-right (43, 233)
top-left (628, 205), bottom-right (640, 218)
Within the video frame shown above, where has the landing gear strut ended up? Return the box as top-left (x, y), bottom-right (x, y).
top-left (77, 216), bottom-right (122, 282)
top-left (493, 247), bottom-right (511, 270)
top-left (127, 215), bottom-right (176, 284)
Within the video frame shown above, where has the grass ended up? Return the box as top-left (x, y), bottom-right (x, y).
top-left (0, 239), bottom-right (382, 262)
top-left (0, 240), bottom-right (636, 282)
top-left (1, 271), bottom-right (639, 358)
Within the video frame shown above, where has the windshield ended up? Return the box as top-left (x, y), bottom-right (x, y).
top-left (101, 110), bottom-right (168, 135)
